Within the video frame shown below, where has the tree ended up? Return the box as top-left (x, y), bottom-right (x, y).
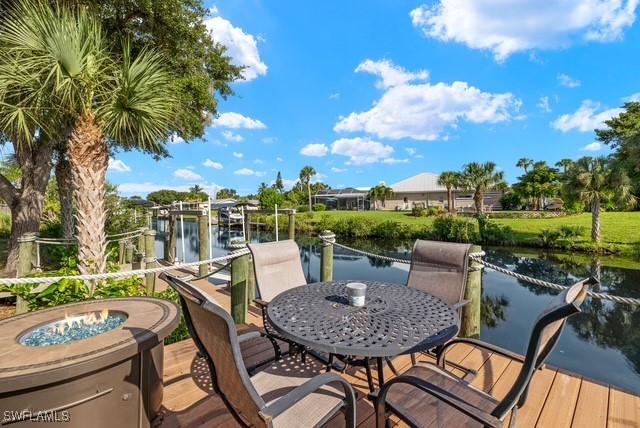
top-left (555, 158), bottom-right (574, 175)
top-left (216, 188), bottom-right (238, 199)
top-left (299, 166), bottom-right (316, 212)
top-left (516, 158), bottom-right (534, 173)
top-left (188, 185), bottom-right (207, 201)
top-left (147, 189), bottom-right (187, 205)
top-left (513, 162), bottom-right (560, 210)
top-left (1, 1), bottom-right (175, 276)
top-left (438, 171), bottom-right (460, 213)
top-left (55, 154), bottom-right (74, 239)
top-left (274, 171), bottom-right (284, 192)
top-left (258, 188), bottom-right (285, 210)
top-left (596, 102), bottom-right (640, 195)
top-left (368, 186), bottom-right (380, 210)
top-left (459, 162), bottom-right (506, 213)
top-left (564, 157), bottom-right (636, 242)
top-left (368, 184), bottom-right (394, 210)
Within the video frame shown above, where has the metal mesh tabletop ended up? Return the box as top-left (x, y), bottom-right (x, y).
top-left (266, 281), bottom-right (459, 358)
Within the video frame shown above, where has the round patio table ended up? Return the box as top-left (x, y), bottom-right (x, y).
top-left (266, 280), bottom-right (459, 391)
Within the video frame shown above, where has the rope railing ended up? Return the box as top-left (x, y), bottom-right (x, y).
top-left (34, 228), bottom-right (145, 245)
top-left (0, 249), bottom-right (250, 291)
top-left (319, 236), bottom-right (640, 306)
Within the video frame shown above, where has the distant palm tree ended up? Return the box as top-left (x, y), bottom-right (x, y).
top-left (516, 158), bottom-right (534, 173)
top-left (368, 186), bottom-right (380, 210)
top-left (299, 166), bottom-right (316, 211)
top-left (378, 185), bottom-right (394, 208)
top-left (438, 171), bottom-right (460, 213)
top-left (0, 1), bottom-right (174, 276)
top-left (555, 158), bottom-right (574, 174)
top-left (564, 157), bottom-right (636, 242)
top-left (460, 162), bottom-right (506, 213)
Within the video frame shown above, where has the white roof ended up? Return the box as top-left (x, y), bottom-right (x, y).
top-left (391, 172), bottom-right (447, 193)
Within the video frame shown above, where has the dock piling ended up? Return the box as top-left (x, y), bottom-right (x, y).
top-left (319, 230), bottom-right (335, 282)
top-left (460, 244), bottom-right (482, 338)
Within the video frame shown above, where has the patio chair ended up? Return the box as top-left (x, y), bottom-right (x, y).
top-left (375, 277), bottom-right (595, 428)
top-left (406, 240), bottom-right (472, 368)
top-left (164, 274), bottom-right (357, 428)
top-left (248, 240), bottom-right (308, 359)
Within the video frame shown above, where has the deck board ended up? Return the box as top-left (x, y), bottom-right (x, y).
top-left (157, 278), bottom-right (640, 428)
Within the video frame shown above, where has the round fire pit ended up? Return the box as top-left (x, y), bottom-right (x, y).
top-left (0, 298), bottom-right (180, 428)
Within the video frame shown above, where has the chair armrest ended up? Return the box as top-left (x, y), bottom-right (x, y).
top-left (452, 299), bottom-right (471, 311)
top-left (253, 298), bottom-right (269, 308)
top-left (437, 338), bottom-right (525, 368)
top-left (238, 331), bottom-right (262, 343)
top-left (260, 372), bottom-right (357, 427)
top-left (376, 375), bottom-right (502, 428)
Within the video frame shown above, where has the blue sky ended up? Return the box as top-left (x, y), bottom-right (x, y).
top-left (110, 0), bottom-right (640, 197)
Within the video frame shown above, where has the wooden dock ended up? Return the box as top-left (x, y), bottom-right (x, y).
top-left (157, 278), bottom-right (640, 428)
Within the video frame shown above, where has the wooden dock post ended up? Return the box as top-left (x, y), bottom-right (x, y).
top-left (118, 240), bottom-right (126, 265)
top-left (244, 211), bottom-right (251, 242)
top-left (125, 243), bottom-right (133, 264)
top-left (144, 229), bottom-right (158, 295)
top-left (168, 215), bottom-right (177, 263)
top-left (319, 230), bottom-right (335, 282)
top-left (460, 244), bottom-right (482, 338)
top-left (197, 212), bottom-right (209, 277)
top-left (16, 232), bottom-right (36, 314)
top-left (229, 240), bottom-right (249, 324)
top-left (136, 228), bottom-right (146, 269)
top-left (288, 210), bottom-right (296, 240)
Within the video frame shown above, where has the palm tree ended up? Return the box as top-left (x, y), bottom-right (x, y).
top-left (516, 158), bottom-right (534, 173)
top-left (564, 157), bottom-right (636, 242)
top-left (438, 171), bottom-right (460, 213)
top-left (555, 158), bottom-right (574, 175)
top-left (378, 184), bottom-right (394, 208)
top-left (2, 1), bottom-right (174, 276)
top-left (299, 166), bottom-right (316, 211)
top-left (55, 153), bottom-right (74, 239)
top-left (460, 162), bottom-right (506, 213)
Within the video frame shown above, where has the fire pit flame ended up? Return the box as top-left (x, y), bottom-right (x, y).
top-left (20, 310), bottom-right (127, 347)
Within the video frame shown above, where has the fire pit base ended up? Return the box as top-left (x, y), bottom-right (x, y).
top-left (0, 298), bottom-right (180, 427)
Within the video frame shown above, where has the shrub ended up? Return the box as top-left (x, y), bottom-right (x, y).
top-left (500, 192), bottom-right (523, 210)
top-left (297, 205), bottom-right (310, 213)
top-left (539, 229), bottom-right (561, 247)
top-left (371, 220), bottom-right (408, 240)
top-left (427, 206), bottom-right (445, 216)
top-left (432, 216), bottom-right (478, 243)
top-left (411, 206), bottom-right (427, 217)
top-left (559, 225), bottom-right (585, 239)
top-left (312, 203), bottom-right (326, 212)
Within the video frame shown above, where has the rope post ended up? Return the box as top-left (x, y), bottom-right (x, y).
top-left (197, 212), bottom-right (209, 277)
top-left (288, 210), bottom-right (296, 240)
top-left (16, 232), bottom-right (36, 314)
top-left (319, 230), bottom-right (335, 282)
top-left (136, 228), bottom-right (146, 269)
top-left (244, 211), bottom-right (252, 242)
top-left (168, 215), bottom-right (177, 264)
top-left (144, 229), bottom-right (158, 295)
top-left (118, 240), bottom-right (126, 265)
top-left (229, 240), bottom-right (249, 324)
top-left (461, 245), bottom-right (482, 339)
top-left (125, 243), bottom-right (134, 264)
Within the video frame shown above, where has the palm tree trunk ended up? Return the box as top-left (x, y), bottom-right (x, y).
top-left (307, 181), bottom-right (312, 212)
top-left (591, 197), bottom-right (601, 242)
top-left (447, 186), bottom-right (453, 213)
top-left (55, 156), bottom-right (74, 240)
top-left (473, 190), bottom-right (483, 213)
top-left (68, 111), bottom-right (108, 279)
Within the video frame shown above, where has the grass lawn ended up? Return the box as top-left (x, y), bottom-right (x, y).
top-left (314, 210), bottom-right (640, 250)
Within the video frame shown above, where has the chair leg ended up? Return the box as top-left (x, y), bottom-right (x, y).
top-left (385, 357), bottom-right (399, 376)
top-left (410, 353), bottom-right (416, 366)
top-left (364, 357), bottom-right (375, 393)
top-left (508, 406), bottom-right (518, 428)
top-left (326, 353), bottom-right (334, 372)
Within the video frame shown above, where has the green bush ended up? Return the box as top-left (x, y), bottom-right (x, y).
top-left (0, 213), bottom-right (11, 236)
top-left (432, 216), bottom-right (478, 243)
top-left (312, 203), bottom-right (326, 212)
top-left (411, 206), bottom-right (427, 217)
top-left (500, 192), bottom-right (523, 210)
top-left (427, 206), bottom-right (445, 216)
top-left (539, 229), bottom-right (561, 247)
top-left (559, 225), bottom-right (585, 238)
top-left (297, 205), bottom-right (310, 213)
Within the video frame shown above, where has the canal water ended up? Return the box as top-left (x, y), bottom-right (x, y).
top-left (154, 219), bottom-right (640, 394)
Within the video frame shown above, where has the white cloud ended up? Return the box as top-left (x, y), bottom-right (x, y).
top-left (221, 130), bottom-right (243, 142)
top-left (205, 17), bottom-right (267, 81)
top-left (276, 157), bottom-right (283, 162)
top-left (232, 151), bottom-right (243, 158)
top-left (213, 112), bottom-right (266, 129)
top-left (203, 159), bottom-right (223, 170)
top-left (234, 168), bottom-right (265, 177)
top-left (168, 133), bottom-right (185, 145)
top-left (174, 168), bottom-right (203, 181)
top-left (331, 167), bottom-right (347, 173)
top-left (410, 1), bottom-right (638, 61)
top-left (300, 143), bottom-right (329, 157)
top-left (335, 60), bottom-right (520, 141)
top-left (262, 136), bottom-right (277, 144)
top-left (253, 159), bottom-right (264, 164)
top-left (581, 142), bottom-right (604, 151)
top-left (558, 73), bottom-right (581, 88)
top-left (552, 100), bottom-right (623, 132)
top-left (537, 96), bottom-right (552, 113)
top-left (382, 157), bottom-right (410, 164)
top-left (108, 158), bottom-right (131, 173)
top-left (624, 92), bottom-right (640, 102)
top-left (355, 59), bottom-right (429, 89)
top-left (405, 147), bottom-right (417, 156)
top-left (118, 182), bottom-right (223, 196)
top-left (329, 93), bottom-right (340, 100)
top-left (331, 137), bottom-right (394, 165)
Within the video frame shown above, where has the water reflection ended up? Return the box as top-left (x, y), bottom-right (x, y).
top-left (154, 219), bottom-right (640, 394)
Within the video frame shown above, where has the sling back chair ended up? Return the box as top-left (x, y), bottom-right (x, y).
top-left (164, 274), bottom-right (357, 428)
top-left (375, 277), bottom-right (596, 428)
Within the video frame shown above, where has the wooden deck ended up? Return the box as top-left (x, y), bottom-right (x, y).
top-left (156, 277), bottom-right (640, 428)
